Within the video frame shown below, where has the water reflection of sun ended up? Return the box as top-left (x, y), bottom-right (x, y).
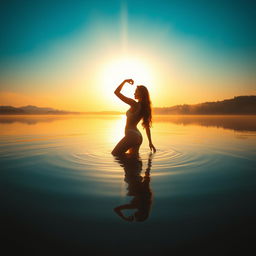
top-left (107, 114), bottom-right (126, 146)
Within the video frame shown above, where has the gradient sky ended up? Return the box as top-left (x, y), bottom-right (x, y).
top-left (0, 0), bottom-right (255, 111)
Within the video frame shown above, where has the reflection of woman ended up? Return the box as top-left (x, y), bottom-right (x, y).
top-left (114, 153), bottom-right (153, 222)
top-left (111, 79), bottom-right (156, 156)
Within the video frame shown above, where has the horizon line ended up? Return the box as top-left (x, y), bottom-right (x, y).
top-left (0, 95), bottom-right (255, 112)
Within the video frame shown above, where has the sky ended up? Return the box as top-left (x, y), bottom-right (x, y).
top-left (0, 0), bottom-right (255, 111)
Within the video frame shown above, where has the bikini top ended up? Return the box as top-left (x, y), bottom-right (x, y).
top-left (126, 104), bottom-right (142, 124)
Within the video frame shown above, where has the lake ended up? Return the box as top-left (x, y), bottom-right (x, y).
top-left (1, 115), bottom-right (256, 255)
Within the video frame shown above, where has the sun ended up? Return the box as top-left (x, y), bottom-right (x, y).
top-left (101, 56), bottom-right (154, 102)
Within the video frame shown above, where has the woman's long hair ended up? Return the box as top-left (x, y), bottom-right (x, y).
top-left (137, 85), bottom-right (152, 128)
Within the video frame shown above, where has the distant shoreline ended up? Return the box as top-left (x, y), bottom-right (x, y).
top-left (0, 112), bottom-right (124, 116)
top-left (1, 114), bottom-right (255, 132)
top-left (1, 95), bottom-right (256, 115)
top-left (0, 113), bottom-right (256, 116)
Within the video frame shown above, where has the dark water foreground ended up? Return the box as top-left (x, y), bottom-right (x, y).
top-left (1, 115), bottom-right (256, 255)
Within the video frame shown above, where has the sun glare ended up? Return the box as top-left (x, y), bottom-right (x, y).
top-left (101, 56), bottom-right (154, 102)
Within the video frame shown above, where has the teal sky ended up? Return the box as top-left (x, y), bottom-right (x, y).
top-left (0, 0), bottom-right (255, 110)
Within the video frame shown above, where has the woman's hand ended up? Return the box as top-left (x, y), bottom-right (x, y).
top-left (125, 79), bottom-right (134, 85)
top-left (149, 143), bottom-right (156, 153)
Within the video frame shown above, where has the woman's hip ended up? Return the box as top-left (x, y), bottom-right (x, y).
top-left (125, 129), bottom-right (143, 144)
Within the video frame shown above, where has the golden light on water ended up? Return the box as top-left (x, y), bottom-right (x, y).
top-left (106, 114), bottom-right (127, 146)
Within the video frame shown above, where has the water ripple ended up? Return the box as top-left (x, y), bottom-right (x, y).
top-left (42, 145), bottom-right (218, 183)
top-left (1, 135), bottom-right (219, 182)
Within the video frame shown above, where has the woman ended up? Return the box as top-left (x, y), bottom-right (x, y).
top-left (111, 79), bottom-right (156, 156)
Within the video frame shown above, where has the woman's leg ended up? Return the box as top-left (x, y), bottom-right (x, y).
top-left (128, 132), bottom-right (143, 155)
top-left (112, 132), bottom-right (143, 156)
top-left (111, 136), bottom-right (133, 156)
top-left (128, 144), bottom-right (141, 155)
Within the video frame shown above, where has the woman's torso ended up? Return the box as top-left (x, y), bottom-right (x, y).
top-left (125, 102), bottom-right (142, 132)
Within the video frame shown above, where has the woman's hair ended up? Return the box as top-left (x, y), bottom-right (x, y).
top-left (137, 85), bottom-right (152, 128)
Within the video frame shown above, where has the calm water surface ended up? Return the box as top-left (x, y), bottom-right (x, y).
top-left (1, 115), bottom-right (256, 255)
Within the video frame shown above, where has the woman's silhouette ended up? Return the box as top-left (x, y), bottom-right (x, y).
top-left (111, 79), bottom-right (156, 156)
top-left (114, 153), bottom-right (153, 222)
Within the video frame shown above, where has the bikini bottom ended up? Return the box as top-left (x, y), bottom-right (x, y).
top-left (125, 129), bottom-right (142, 138)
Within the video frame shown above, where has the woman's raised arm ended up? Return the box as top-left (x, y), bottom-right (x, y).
top-left (114, 79), bottom-right (136, 106)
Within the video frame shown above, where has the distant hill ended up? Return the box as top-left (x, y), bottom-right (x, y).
top-left (154, 96), bottom-right (256, 115)
top-left (1, 96), bottom-right (256, 115)
top-left (0, 105), bottom-right (71, 115)
top-left (0, 105), bottom-right (122, 115)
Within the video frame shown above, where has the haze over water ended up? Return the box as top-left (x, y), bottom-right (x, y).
top-left (1, 115), bottom-right (255, 255)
